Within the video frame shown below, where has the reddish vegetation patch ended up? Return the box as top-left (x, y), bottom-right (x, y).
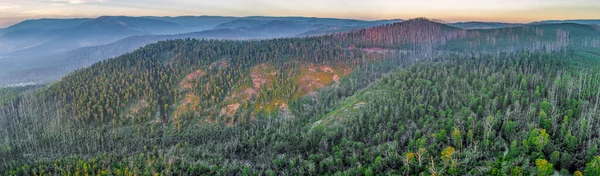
top-left (224, 88), bottom-right (257, 103)
top-left (251, 75), bottom-right (269, 89)
top-left (221, 103), bottom-right (241, 126)
top-left (178, 62), bottom-right (355, 125)
top-left (187, 69), bottom-right (204, 80)
top-left (251, 64), bottom-right (277, 89)
top-left (173, 93), bottom-right (201, 120)
top-left (243, 88), bottom-right (258, 99)
top-left (173, 69), bottom-right (205, 121)
top-left (212, 64), bottom-right (278, 123)
top-left (218, 64), bottom-right (278, 118)
top-left (333, 74), bottom-right (340, 83)
top-left (221, 103), bottom-right (241, 117)
top-left (180, 69), bottom-right (204, 90)
top-left (294, 64), bottom-right (351, 97)
top-left (219, 64), bottom-right (276, 117)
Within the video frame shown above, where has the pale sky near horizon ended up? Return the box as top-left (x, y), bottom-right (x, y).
top-left (0, 0), bottom-right (599, 27)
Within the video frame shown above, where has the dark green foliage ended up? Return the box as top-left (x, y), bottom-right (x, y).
top-left (0, 85), bottom-right (42, 106)
top-left (585, 156), bottom-right (600, 176)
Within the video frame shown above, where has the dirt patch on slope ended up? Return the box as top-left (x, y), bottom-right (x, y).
top-left (217, 64), bottom-right (277, 119)
top-left (221, 103), bottom-right (241, 117)
top-left (173, 68), bottom-right (205, 120)
top-left (251, 64), bottom-right (277, 89)
top-left (295, 64), bottom-right (351, 96)
top-left (224, 88), bottom-right (257, 103)
top-left (179, 69), bottom-right (204, 90)
top-left (173, 93), bottom-right (201, 120)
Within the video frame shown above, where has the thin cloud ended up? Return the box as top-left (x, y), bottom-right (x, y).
top-left (22, 9), bottom-right (75, 16)
top-left (51, 0), bottom-right (105, 4)
top-left (0, 4), bottom-right (19, 10)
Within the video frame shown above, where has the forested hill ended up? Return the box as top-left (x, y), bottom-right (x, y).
top-left (340, 19), bottom-right (600, 52)
top-left (2, 18), bottom-right (600, 175)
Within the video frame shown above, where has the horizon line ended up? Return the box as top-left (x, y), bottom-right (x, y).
top-left (2, 15), bottom-right (600, 28)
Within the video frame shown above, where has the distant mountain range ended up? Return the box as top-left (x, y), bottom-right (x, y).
top-left (0, 16), bottom-right (225, 56)
top-left (0, 16), bottom-right (401, 57)
top-left (449, 20), bottom-right (600, 29)
top-left (1, 16), bottom-right (599, 86)
top-left (0, 16), bottom-right (403, 86)
top-left (532, 19), bottom-right (600, 25)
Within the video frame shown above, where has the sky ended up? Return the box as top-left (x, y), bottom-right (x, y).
top-left (1, 0), bottom-right (600, 27)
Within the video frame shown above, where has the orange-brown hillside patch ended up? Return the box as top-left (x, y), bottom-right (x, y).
top-left (173, 93), bottom-right (201, 120)
top-left (218, 64), bottom-right (278, 118)
top-left (251, 64), bottom-right (277, 89)
top-left (173, 68), bottom-right (205, 121)
top-left (294, 64), bottom-right (352, 98)
top-left (179, 69), bottom-right (204, 90)
top-left (221, 103), bottom-right (241, 117)
top-left (248, 63), bottom-right (353, 114)
top-left (224, 88), bottom-right (257, 103)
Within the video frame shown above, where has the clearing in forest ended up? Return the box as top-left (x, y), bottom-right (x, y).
top-left (179, 69), bottom-right (204, 90)
top-left (294, 64), bottom-right (351, 98)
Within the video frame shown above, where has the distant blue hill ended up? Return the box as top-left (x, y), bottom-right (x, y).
top-left (0, 18), bottom-right (89, 36)
top-left (0, 16), bottom-right (402, 86)
top-left (532, 19), bottom-right (600, 25)
top-left (0, 16), bottom-right (402, 57)
top-left (448, 20), bottom-right (600, 29)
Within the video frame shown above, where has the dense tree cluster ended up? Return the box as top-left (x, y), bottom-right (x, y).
top-left (0, 85), bottom-right (42, 107)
